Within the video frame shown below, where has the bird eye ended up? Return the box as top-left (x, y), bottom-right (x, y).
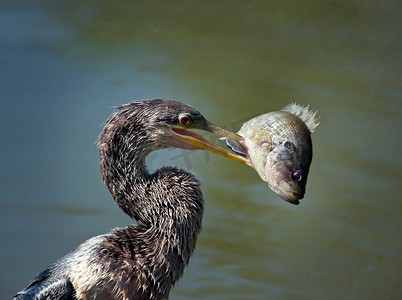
top-left (178, 114), bottom-right (192, 126)
top-left (292, 171), bottom-right (302, 182)
top-left (284, 141), bottom-right (292, 149)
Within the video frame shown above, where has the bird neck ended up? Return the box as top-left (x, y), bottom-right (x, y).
top-left (97, 111), bottom-right (204, 249)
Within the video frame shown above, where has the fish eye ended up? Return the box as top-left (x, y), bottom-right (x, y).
top-left (292, 171), bottom-right (302, 182)
top-left (284, 141), bottom-right (293, 149)
top-left (178, 114), bottom-right (192, 126)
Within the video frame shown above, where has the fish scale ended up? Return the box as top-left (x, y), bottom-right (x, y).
top-left (226, 104), bottom-right (320, 205)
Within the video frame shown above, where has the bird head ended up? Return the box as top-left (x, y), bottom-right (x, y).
top-left (113, 99), bottom-right (250, 165)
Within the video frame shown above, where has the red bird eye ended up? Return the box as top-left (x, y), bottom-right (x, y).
top-left (292, 171), bottom-right (302, 182)
top-left (179, 115), bottom-right (192, 126)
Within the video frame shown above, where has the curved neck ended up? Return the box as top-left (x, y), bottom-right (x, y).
top-left (97, 109), bottom-right (204, 250)
top-left (98, 118), bottom-right (151, 221)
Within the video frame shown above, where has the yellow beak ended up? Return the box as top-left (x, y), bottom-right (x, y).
top-left (171, 122), bottom-right (249, 165)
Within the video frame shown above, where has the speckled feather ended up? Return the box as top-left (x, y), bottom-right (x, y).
top-left (14, 99), bottom-right (205, 300)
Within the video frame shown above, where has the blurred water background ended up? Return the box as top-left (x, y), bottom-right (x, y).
top-left (0, 1), bottom-right (401, 299)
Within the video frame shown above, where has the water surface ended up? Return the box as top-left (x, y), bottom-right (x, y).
top-left (1, 1), bottom-right (401, 299)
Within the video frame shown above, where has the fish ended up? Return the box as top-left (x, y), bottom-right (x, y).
top-left (225, 103), bottom-right (320, 205)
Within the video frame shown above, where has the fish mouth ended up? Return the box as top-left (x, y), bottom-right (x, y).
top-left (170, 123), bottom-right (250, 165)
top-left (269, 181), bottom-right (305, 205)
top-left (279, 193), bottom-right (303, 205)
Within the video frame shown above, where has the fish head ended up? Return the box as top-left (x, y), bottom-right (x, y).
top-left (265, 136), bottom-right (312, 205)
top-left (225, 104), bottom-right (319, 204)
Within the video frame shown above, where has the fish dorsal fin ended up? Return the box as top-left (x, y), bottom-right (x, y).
top-left (282, 103), bottom-right (320, 133)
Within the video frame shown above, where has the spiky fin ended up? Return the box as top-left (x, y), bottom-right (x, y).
top-left (282, 103), bottom-right (320, 133)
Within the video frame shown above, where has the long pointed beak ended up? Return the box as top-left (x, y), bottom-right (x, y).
top-left (204, 121), bottom-right (244, 142)
top-left (171, 122), bottom-right (249, 165)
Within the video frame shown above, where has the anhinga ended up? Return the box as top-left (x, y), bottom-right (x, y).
top-left (14, 99), bottom-right (248, 300)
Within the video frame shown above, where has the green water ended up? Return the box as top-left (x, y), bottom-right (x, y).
top-left (1, 1), bottom-right (401, 299)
